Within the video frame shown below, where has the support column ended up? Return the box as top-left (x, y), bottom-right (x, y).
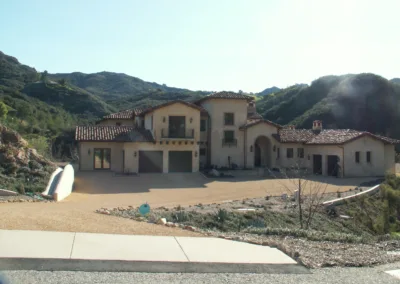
top-left (163, 150), bottom-right (168, 173)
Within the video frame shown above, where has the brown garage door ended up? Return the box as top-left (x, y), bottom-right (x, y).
top-left (168, 151), bottom-right (192, 172)
top-left (139, 151), bottom-right (163, 173)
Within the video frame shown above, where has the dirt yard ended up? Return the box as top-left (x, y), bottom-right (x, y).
top-left (0, 172), bottom-right (377, 236)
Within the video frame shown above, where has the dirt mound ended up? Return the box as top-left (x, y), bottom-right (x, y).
top-left (0, 124), bottom-right (57, 193)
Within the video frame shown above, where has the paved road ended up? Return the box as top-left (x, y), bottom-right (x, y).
top-left (1, 262), bottom-right (400, 284)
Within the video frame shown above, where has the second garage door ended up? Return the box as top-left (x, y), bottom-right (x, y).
top-left (139, 151), bottom-right (163, 173)
top-left (168, 151), bottom-right (192, 172)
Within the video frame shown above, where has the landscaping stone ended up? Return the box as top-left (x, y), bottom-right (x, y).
top-left (157, 218), bottom-right (167, 225)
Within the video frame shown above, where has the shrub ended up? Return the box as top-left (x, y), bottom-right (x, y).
top-left (16, 183), bottom-right (25, 195)
top-left (215, 208), bottom-right (229, 224)
top-left (29, 160), bottom-right (42, 170)
top-left (172, 211), bottom-right (190, 223)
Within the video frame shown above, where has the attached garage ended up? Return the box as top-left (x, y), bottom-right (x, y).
top-left (169, 151), bottom-right (192, 172)
top-left (139, 151), bottom-right (163, 173)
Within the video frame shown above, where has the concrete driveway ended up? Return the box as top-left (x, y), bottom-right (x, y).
top-left (69, 171), bottom-right (377, 211)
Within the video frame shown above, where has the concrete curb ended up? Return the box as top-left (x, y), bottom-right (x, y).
top-left (0, 258), bottom-right (309, 274)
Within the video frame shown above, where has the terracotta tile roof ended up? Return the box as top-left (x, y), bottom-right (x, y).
top-left (139, 100), bottom-right (205, 116)
top-left (273, 129), bottom-right (400, 145)
top-left (272, 129), bottom-right (315, 143)
top-left (305, 129), bottom-right (363, 144)
top-left (195, 91), bottom-right (254, 103)
top-left (247, 112), bottom-right (263, 120)
top-left (75, 126), bottom-right (154, 142)
top-left (103, 108), bottom-right (145, 119)
top-left (239, 119), bottom-right (282, 130)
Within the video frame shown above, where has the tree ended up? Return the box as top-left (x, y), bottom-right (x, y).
top-left (40, 70), bottom-right (48, 82)
top-left (0, 101), bottom-right (8, 120)
top-left (58, 78), bottom-right (67, 86)
top-left (268, 162), bottom-right (328, 229)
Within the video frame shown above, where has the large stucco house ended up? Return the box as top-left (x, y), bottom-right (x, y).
top-left (75, 91), bottom-right (399, 177)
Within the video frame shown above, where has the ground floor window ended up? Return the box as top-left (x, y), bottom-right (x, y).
top-left (287, 148), bottom-right (294, 158)
top-left (297, 148), bottom-right (304, 158)
top-left (366, 151), bottom-right (371, 163)
top-left (94, 148), bottom-right (111, 169)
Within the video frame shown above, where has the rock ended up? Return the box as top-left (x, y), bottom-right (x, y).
top-left (102, 210), bottom-right (110, 215)
top-left (209, 169), bottom-right (220, 177)
top-left (166, 222), bottom-right (174, 227)
top-left (157, 218), bottom-right (167, 225)
top-left (136, 216), bottom-right (146, 222)
top-left (184, 225), bottom-right (196, 231)
top-left (18, 199), bottom-right (25, 202)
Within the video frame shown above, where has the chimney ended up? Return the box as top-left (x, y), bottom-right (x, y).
top-left (312, 120), bottom-right (322, 132)
top-left (286, 125), bottom-right (295, 130)
top-left (247, 100), bottom-right (256, 116)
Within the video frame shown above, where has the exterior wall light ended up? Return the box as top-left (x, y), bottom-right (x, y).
top-left (308, 154), bottom-right (310, 160)
top-left (195, 151), bottom-right (198, 157)
top-left (134, 151), bottom-right (137, 157)
top-left (190, 117), bottom-right (193, 123)
top-left (88, 149), bottom-right (91, 155)
top-left (162, 117), bottom-right (166, 123)
top-left (273, 145), bottom-right (276, 152)
top-left (250, 145), bottom-right (253, 152)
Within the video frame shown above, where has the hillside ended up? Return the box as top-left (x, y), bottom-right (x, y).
top-left (48, 72), bottom-right (209, 110)
top-left (257, 74), bottom-right (400, 143)
top-left (0, 124), bottom-right (57, 193)
top-left (258, 86), bottom-right (280, 96)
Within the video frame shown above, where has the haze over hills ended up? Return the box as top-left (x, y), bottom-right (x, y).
top-left (1, 50), bottom-right (400, 161)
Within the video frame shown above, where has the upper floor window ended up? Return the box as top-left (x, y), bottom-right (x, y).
top-left (277, 148), bottom-right (280, 159)
top-left (224, 130), bottom-right (235, 142)
top-left (224, 113), bottom-right (234, 126)
top-left (366, 151), bottom-right (371, 163)
top-left (297, 148), bottom-right (304, 158)
top-left (287, 148), bottom-right (294, 158)
top-left (116, 122), bottom-right (121, 126)
top-left (200, 119), bottom-right (206, 131)
top-left (355, 151), bottom-right (360, 163)
top-left (151, 115), bottom-right (154, 130)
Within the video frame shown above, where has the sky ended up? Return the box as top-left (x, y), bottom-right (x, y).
top-left (1, 0), bottom-right (400, 93)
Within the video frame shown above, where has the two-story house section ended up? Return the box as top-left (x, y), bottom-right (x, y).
top-left (76, 91), bottom-right (400, 177)
top-left (76, 100), bottom-right (202, 173)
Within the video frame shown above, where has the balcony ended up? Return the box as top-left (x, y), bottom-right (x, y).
top-left (222, 138), bottom-right (237, 147)
top-left (161, 128), bottom-right (194, 139)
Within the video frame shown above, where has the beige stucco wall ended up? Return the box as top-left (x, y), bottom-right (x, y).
top-left (384, 144), bottom-right (395, 174)
top-left (343, 136), bottom-right (385, 177)
top-left (79, 142), bottom-right (124, 172)
top-left (97, 119), bottom-right (135, 126)
top-left (79, 141), bottom-right (199, 173)
top-left (200, 99), bottom-right (247, 167)
top-left (144, 103), bottom-right (201, 141)
top-left (245, 123), bottom-right (280, 168)
top-left (277, 143), bottom-right (311, 169)
top-left (123, 142), bottom-right (199, 173)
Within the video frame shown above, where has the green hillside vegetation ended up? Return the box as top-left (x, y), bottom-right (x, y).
top-left (48, 72), bottom-right (209, 109)
top-left (257, 74), bottom-right (400, 144)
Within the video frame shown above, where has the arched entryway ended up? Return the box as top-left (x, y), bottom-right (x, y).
top-left (254, 136), bottom-right (272, 168)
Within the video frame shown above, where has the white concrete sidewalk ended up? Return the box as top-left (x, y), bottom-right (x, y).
top-left (0, 230), bottom-right (306, 273)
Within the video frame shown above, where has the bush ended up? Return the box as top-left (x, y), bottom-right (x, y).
top-left (16, 183), bottom-right (25, 195)
top-left (28, 160), bottom-right (42, 170)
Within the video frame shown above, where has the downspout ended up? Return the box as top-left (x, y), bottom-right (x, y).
top-left (338, 145), bottom-right (345, 177)
top-left (244, 128), bottom-right (247, 169)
